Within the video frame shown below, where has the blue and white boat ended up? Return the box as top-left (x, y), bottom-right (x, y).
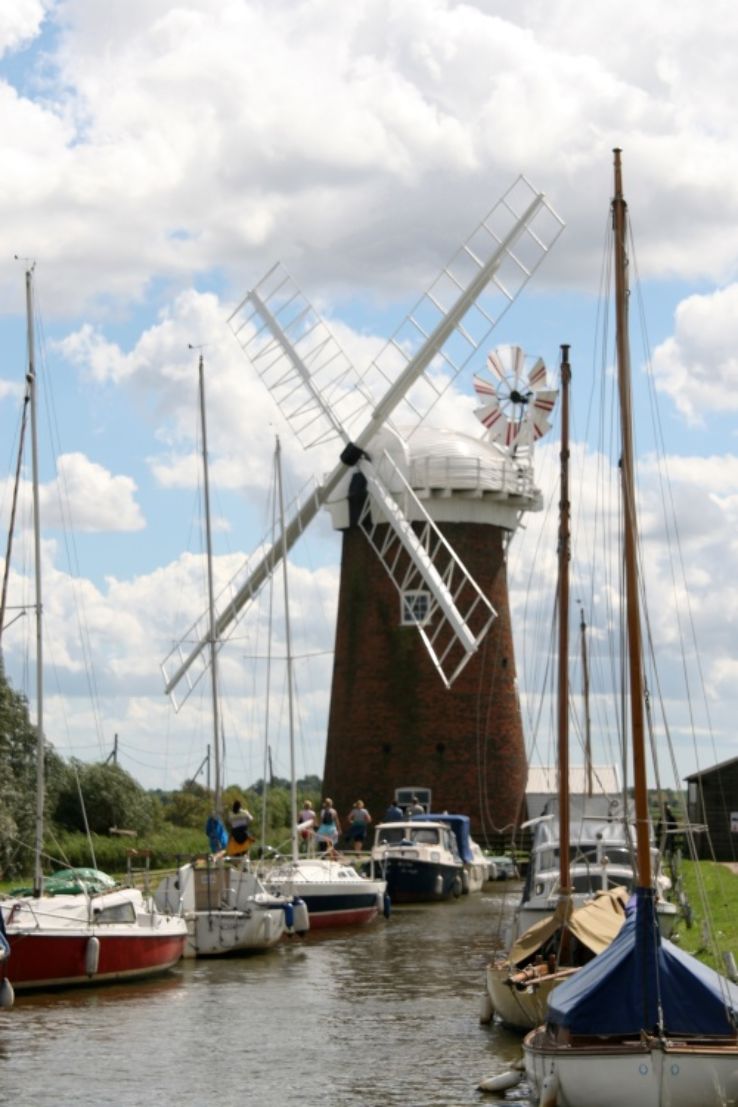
top-left (369, 819), bottom-right (463, 903)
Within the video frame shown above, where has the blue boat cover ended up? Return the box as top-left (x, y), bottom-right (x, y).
top-left (547, 887), bottom-right (738, 1036)
top-left (411, 813), bottom-right (474, 863)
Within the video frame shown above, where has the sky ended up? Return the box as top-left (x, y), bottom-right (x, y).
top-left (1, 0), bottom-right (738, 798)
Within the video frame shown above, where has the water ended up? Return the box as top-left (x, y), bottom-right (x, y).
top-left (0, 887), bottom-right (532, 1107)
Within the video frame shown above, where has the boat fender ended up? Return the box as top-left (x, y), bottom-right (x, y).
top-left (478, 1069), bottom-right (522, 1093)
top-left (383, 893), bottom-right (391, 919)
top-left (85, 935), bottom-right (100, 976)
top-left (461, 869), bottom-right (470, 895)
top-left (538, 1069), bottom-right (559, 1107)
top-left (479, 992), bottom-right (494, 1024)
top-left (283, 902), bottom-right (295, 931)
top-left (452, 875), bottom-right (462, 898)
top-left (434, 874), bottom-right (444, 896)
top-left (293, 899), bottom-right (310, 935)
top-left (0, 978), bottom-right (14, 1009)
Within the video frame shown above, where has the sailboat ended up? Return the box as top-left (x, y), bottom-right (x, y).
top-left (486, 349), bottom-right (628, 1031)
top-left (262, 440), bottom-right (388, 929)
top-left (0, 268), bottom-right (188, 1002)
top-left (152, 356), bottom-right (298, 955)
top-left (523, 150), bottom-right (738, 1107)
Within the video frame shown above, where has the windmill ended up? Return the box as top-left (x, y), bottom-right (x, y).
top-left (162, 176), bottom-right (564, 835)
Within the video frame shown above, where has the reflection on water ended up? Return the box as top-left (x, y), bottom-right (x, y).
top-left (0, 886), bottom-right (535, 1106)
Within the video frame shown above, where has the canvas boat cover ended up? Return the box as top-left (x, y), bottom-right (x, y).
top-left (509, 887), bottom-right (628, 967)
top-left (547, 887), bottom-right (738, 1036)
top-left (411, 813), bottom-right (473, 862)
top-left (9, 868), bottom-right (118, 897)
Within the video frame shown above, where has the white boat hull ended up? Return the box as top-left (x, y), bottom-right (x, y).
top-left (524, 1028), bottom-right (738, 1107)
top-left (154, 863), bottom-right (288, 956)
top-left (265, 858), bottom-right (386, 929)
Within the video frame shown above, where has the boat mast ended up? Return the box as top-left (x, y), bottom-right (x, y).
top-left (198, 354), bottom-right (222, 818)
top-left (557, 345), bottom-right (572, 906)
top-left (275, 439), bottom-right (299, 864)
top-left (612, 148), bottom-right (651, 888)
top-left (579, 606), bottom-right (593, 797)
top-left (25, 267), bottom-right (45, 898)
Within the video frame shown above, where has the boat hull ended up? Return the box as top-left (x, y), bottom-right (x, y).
top-left (2, 929), bottom-right (185, 991)
top-left (383, 859), bottom-right (462, 903)
top-left (154, 863), bottom-right (289, 956)
top-left (265, 859), bottom-right (386, 929)
top-left (184, 903), bottom-right (286, 956)
top-left (524, 1028), bottom-right (738, 1107)
top-left (486, 962), bottom-right (573, 1032)
top-left (297, 891), bottom-right (380, 929)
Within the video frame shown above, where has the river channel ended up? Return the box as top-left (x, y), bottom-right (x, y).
top-left (0, 885), bottom-right (534, 1107)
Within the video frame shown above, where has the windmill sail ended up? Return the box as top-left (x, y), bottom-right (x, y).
top-left (164, 176), bottom-right (564, 707)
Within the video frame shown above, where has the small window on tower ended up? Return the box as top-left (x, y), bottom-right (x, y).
top-left (401, 590), bottom-right (430, 626)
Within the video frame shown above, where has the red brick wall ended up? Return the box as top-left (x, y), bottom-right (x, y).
top-left (322, 520), bottom-right (527, 842)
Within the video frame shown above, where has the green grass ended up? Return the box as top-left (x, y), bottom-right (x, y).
top-left (670, 859), bottom-right (738, 971)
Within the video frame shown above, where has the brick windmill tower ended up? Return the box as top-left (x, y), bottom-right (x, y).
top-left (162, 178), bottom-right (564, 839)
top-left (322, 346), bottom-right (556, 838)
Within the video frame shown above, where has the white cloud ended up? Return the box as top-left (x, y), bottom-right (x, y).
top-left (4, 0), bottom-right (738, 317)
top-left (0, 1), bottom-right (48, 57)
top-left (0, 452), bottom-right (144, 537)
top-left (652, 285), bottom-right (738, 422)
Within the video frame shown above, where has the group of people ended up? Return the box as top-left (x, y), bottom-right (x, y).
top-left (207, 792), bottom-right (428, 859)
top-left (297, 794), bottom-right (427, 854)
top-left (299, 798), bottom-right (373, 853)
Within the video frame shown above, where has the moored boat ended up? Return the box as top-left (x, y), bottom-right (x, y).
top-left (264, 856), bottom-right (387, 929)
top-left (153, 857), bottom-right (302, 956)
top-left (0, 270), bottom-right (187, 1003)
top-left (155, 359), bottom-right (295, 957)
top-left (2, 873), bottom-right (186, 992)
top-left (370, 819), bottom-right (463, 903)
top-left (486, 887), bottom-right (628, 1031)
top-left (523, 147), bottom-right (738, 1107)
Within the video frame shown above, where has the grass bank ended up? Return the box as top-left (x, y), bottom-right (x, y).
top-left (670, 859), bottom-right (738, 971)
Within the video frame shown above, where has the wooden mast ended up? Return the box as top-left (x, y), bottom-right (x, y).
top-left (612, 147), bottom-right (652, 889)
top-left (557, 344), bottom-right (572, 906)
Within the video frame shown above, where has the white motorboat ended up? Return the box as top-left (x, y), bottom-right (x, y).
top-left (369, 819), bottom-right (463, 903)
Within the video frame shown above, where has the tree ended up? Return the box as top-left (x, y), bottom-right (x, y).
top-left (53, 760), bottom-right (160, 836)
top-left (161, 781), bottom-right (212, 829)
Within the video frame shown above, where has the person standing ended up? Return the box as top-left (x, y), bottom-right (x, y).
top-left (407, 795), bottom-right (425, 816)
top-left (316, 797), bottom-right (340, 852)
top-left (384, 800), bottom-right (403, 821)
top-left (298, 799), bottom-right (316, 851)
top-left (346, 800), bottom-right (372, 852)
top-left (225, 799), bottom-right (255, 857)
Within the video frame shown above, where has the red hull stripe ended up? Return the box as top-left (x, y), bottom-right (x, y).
top-left (4, 932), bottom-right (185, 990)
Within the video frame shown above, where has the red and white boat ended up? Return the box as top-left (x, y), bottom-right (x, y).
top-left (0, 271), bottom-right (187, 1006)
top-left (1, 871), bottom-right (186, 996)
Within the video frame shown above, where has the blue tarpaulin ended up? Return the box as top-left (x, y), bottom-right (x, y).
top-left (411, 813), bottom-right (474, 863)
top-left (547, 887), bottom-right (738, 1036)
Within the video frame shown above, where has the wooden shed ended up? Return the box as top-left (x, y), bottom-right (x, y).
top-left (685, 757), bottom-right (738, 862)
